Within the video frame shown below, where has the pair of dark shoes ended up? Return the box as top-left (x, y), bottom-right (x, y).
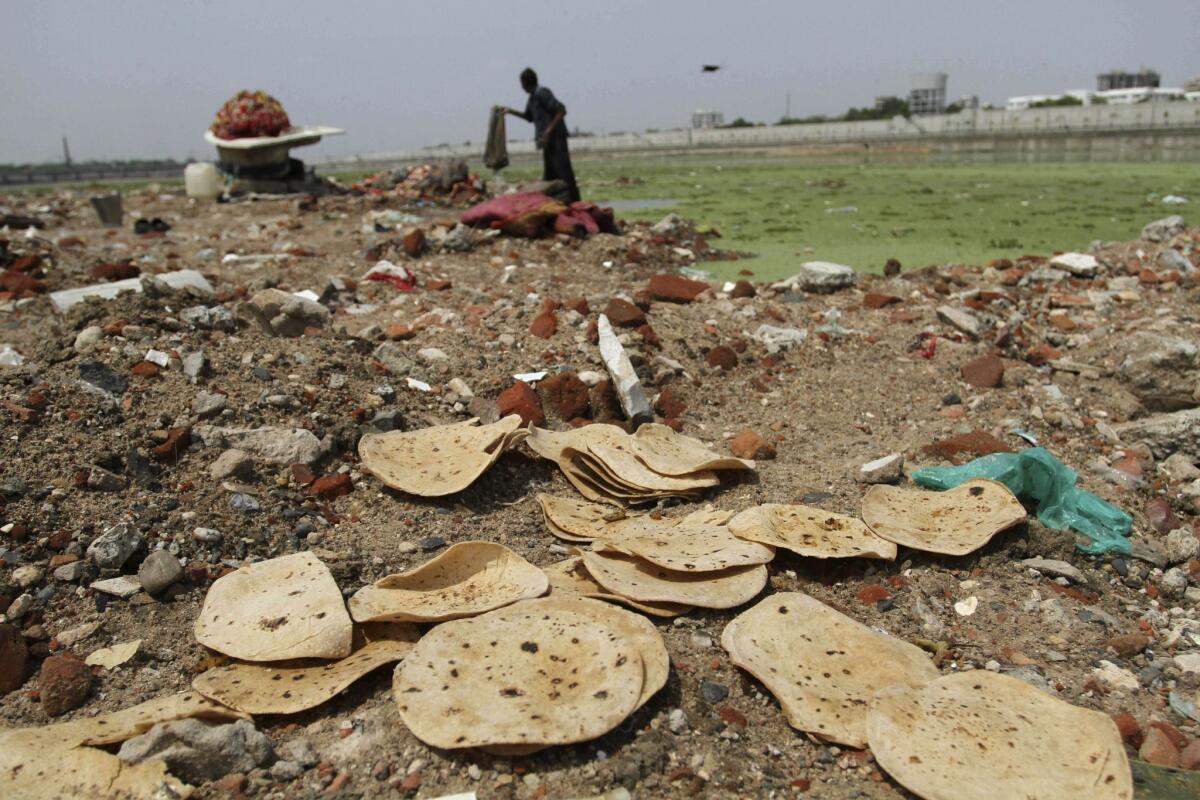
top-left (133, 217), bottom-right (171, 234)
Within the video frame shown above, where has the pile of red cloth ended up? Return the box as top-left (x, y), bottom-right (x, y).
top-left (460, 192), bottom-right (617, 239)
top-left (210, 91), bottom-right (291, 140)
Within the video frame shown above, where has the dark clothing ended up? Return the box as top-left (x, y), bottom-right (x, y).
top-left (542, 134), bottom-right (580, 203)
top-left (525, 85), bottom-right (568, 146)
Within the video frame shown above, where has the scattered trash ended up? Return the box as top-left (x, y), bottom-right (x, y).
top-left (771, 261), bottom-right (857, 293)
top-left (597, 313), bottom-right (653, 424)
top-left (349, 542), bottom-right (548, 623)
top-left (49, 269), bottom-right (213, 312)
top-left (1162, 195), bottom-right (1189, 204)
top-left (722, 592), bottom-right (937, 747)
top-left (0, 344), bottom-right (24, 367)
top-left (751, 324), bottom-right (807, 353)
top-left (912, 448), bottom-right (1133, 555)
top-left (861, 478), bottom-right (1027, 555)
top-left (362, 259), bottom-right (417, 292)
top-left (194, 551), bottom-right (353, 661)
top-left (358, 415), bottom-right (525, 496)
top-left (867, 671), bottom-right (1131, 800)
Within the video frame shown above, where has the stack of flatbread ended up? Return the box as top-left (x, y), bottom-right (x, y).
top-left (526, 423), bottom-right (753, 505)
top-left (536, 496), bottom-right (772, 610)
top-left (189, 552), bottom-right (420, 716)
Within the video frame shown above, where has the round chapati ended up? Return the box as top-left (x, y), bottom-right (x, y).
top-left (544, 557), bottom-right (692, 617)
top-left (629, 423), bottom-right (755, 475)
top-left (192, 624), bottom-right (419, 715)
top-left (861, 478), bottom-right (1027, 555)
top-left (581, 550), bottom-right (767, 609)
top-left (510, 596), bottom-right (668, 710)
top-left (393, 605), bottom-right (643, 750)
top-left (350, 541), bottom-right (548, 623)
top-left (867, 671), bottom-right (1132, 800)
top-left (194, 551), bottom-right (352, 662)
top-left (596, 516), bottom-right (775, 572)
top-left (536, 493), bottom-right (626, 542)
top-left (729, 504), bottom-right (897, 560)
top-left (358, 415), bottom-right (522, 497)
top-left (721, 592), bottom-right (938, 748)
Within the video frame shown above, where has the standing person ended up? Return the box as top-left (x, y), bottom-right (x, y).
top-left (503, 68), bottom-right (580, 203)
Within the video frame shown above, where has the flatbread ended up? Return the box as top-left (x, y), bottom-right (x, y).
top-left (587, 443), bottom-right (720, 493)
top-left (0, 691), bottom-right (249, 752)
top-left (393, 606), bottom-right (643, 750)
top-left (729, 504), bottom-right (897, 560)
top-left (544, 557), bottom-right (692, 617)
top-left (524, 423), bottom-right (628, 464)
top-left (358, 415), bottom-right (522, 496)
top-left (721, 592), bottom-right (938, 747)
top-left (581, 551), bottom-right (767, 609)
top-left (192, 625), bottom-right (419, 715)
top-left (867, 671), bottom-right (1132, 800)
top-left (510, 596), bottom-right (668, 710)
top-left (194, 551), bottom-right (353, 661)
top-left (629, 423), bottom-right (755, 475)
top-left (85, 639), bottom-right (141, 669)
top-left (537, 493), bottom-right (625, 542)
top-left (595, 517), bottom-right (775, 571)
top-left (861, 478), bottom-right (1027, 556)
top-left (0, 730), bottom-right (189, 800)
top-left (349, 541), bottom-right (548, 623)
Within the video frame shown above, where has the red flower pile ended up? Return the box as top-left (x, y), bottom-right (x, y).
top-left (210, 90), bottom-right (291, 140)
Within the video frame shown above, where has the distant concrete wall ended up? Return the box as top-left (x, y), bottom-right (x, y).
top-left (321, 100), bottom-right (1200, 171)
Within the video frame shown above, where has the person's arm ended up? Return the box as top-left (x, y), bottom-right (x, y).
top-left (503, 106), bottom-right (531, 121)
top-left (541, 110), bottom-right (565, 145)
top-left (538, 89), bottom-right (567, 145)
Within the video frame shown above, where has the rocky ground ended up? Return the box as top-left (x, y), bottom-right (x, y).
top-left (0, 187), bottom-right (1198, 799)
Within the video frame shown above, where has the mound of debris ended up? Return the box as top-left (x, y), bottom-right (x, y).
top-left (0, 189), bottom-right (1199, 798)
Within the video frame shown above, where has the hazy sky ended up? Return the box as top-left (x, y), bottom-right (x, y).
top-left (3, 0), bottom-right (1198, 164)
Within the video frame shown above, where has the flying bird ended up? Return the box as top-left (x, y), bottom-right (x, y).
top-left (701, 64), bottom-right (721, 73)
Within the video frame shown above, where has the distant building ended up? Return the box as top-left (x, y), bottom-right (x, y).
top-left (691, 110), bottom-right (724, 129)
top-left (873, 95), bottom-right (902, 111)
top-left (1185, 75), bottom-right (1200, 93)
top-left (1098, 87), bottom-right (1187, 104)
top-left (1097, 69), bottom-right (1160, 92)
top-left (956, 94), bottom-right (980, 110)
top-left (909, 73), bottom-right (947, 115)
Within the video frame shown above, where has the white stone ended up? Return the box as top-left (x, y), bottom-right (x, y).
top-left (1020, 557), bottom-right (1086, 584)
top-left (1049, 252), bottom-right (1099, 277)
top-left (90, 575), bottom-right (143, 598)
top-left (1090, 660), bottom-right (1140, 692)
top-left (73, 326), bottom-right (104, 353)
top-left (855, 453), bottom-right (905, 484)
top-left (936, 305), bottom-right (983, 337)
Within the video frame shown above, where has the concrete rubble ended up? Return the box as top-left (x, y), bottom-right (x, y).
top-left (0, 187), bottom-right (1198, 797)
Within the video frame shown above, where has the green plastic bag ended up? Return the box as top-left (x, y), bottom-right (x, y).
top-left (911, 447), bottom-right (1132, 556)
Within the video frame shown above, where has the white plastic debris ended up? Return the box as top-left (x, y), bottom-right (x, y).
top-left (144, 350), bottom-right (170, 367)
top-left (751, 324), bottom-right (807, 354)
top-left (221, 253), bottom-right (289, 267)
top-left (597, 314), bottom-right (652, 424)
top-left (405, 377), bottom-right (432, 392)
top-left (513, 371), bottom-right (547, 383)
top-left (0, 345), bottom-right (24, 367)
top-left (49, 269), bottom-right (213, 313)
top-left (293, 289), bottom-right (321, 303)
